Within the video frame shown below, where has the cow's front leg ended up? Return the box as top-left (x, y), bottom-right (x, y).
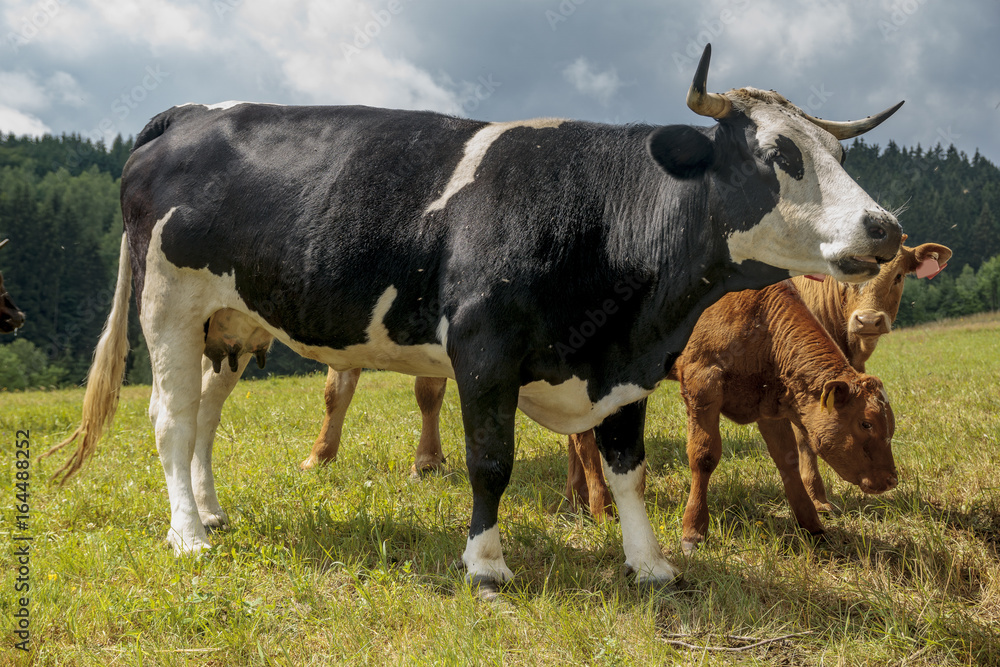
top-left (192, 353), bottom-right (252, 529)
top-left (595, 399), bottom-right (680, 586)
top-left (757, 419), bottom-right (824, 535)
top-left (454, 377), bottom-right (520, 592)
top-left (793, 421), bottom-right (834, 512)
top-left (680, 388), bottom-right (723, 555)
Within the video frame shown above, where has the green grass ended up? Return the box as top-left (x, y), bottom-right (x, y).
top-left (2, 314), bottom-right (999, 665)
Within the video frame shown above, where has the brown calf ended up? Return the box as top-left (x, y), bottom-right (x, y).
top-left (564, 240), bottom-right (951, 518)
top-left (788, 239), bottom-right (951, 510)
top-left (672, 282), bottom-right (896, 553)
top-left (0, 239), bottom-right (26, 334)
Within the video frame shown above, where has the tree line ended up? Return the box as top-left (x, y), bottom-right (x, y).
top-left (1, 132), bottom-right (998, 390)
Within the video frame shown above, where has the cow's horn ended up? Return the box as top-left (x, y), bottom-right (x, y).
top-left (804, 101), bottom-right (905, 140)
top-left (686, 44), bottom-right (733, 119)
top-left (0, 238), bottom-right (8, 250)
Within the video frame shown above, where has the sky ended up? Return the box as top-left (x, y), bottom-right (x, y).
top-left (1, 0), bottom-right (998, 163)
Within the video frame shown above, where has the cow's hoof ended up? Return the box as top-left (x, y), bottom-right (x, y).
top-left (681, 539), bottom-right (700, 557)
top-left (623, 559), bottom-right (682, 590)
top-left (466, 573), bottom-right (505, 601)
top-left (167, 530), bottom-right (212, 557)
top-left (409, 458), bottom-right (446, 481)
top-left (300, 455), bottom-right (334, 471)
top-left (808, 528), bottom-right (828, 541)
top-left (200, 510), bottom-right (229, 532)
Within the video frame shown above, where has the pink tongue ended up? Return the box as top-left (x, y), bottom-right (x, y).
top-left (804, 274), bottom-right (827, 282)
top-left (915, 258), bottom-right (945, 279)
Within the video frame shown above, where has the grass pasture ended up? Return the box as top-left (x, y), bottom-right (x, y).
top-left (2, 314), bottom-right (999, 665)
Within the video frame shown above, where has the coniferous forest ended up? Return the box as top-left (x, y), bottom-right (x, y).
top-left (1, 132), bottom-right (998, 390)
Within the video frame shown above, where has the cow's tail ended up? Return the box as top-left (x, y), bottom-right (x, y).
top-left (41, 233), bottom-right (132, 484)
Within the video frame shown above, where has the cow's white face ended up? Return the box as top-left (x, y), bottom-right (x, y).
top-left (725, 90), bottom-right (901, 283)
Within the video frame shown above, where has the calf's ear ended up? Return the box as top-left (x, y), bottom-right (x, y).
top-left (647, 125), bottom-right (715, 179)
top-left (820, 380), bottom-right (851, 414)
top-left (910, 243), bottom-right (953, 279)
top-left (913, 242), bottom-right (953, 266)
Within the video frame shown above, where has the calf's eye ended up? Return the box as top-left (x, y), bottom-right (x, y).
top-left (861, 421), bottom-right (873, 430)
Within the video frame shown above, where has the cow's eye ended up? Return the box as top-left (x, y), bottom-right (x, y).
top-left (861, 421), bottom-right (873, 430)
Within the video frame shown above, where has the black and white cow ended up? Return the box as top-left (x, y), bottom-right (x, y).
top-left (50, 46), bottom-right (903, 591)
top-left (0, 239), bottom-right (26, 334)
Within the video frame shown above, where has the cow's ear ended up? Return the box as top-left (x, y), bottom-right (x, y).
top-left (646, 125), bottom-right (715, 179)
top-left (909, 242), bottom-right (953, 279)
top-left (913, 243), bottom-right (953, 267)
top-left (820, 380), bottom-right (851, 414)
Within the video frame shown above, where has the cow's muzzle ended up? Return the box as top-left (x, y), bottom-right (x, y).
top-left (835, 211), bottom-right (903, 280)
top-left (849, 310), bottom-right (891, 337)
top-left (864, 209), bottom-right (903, 262)
top-left (859, 472), bottom-right (898, 495)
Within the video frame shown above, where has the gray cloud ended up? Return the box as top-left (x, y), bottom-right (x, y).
top-left (0, 0), bottom-right (995, 161)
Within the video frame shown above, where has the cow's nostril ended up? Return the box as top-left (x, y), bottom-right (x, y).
top-left (867, 224), bottom-right (887, 240)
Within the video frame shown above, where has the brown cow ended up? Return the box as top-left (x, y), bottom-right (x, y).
top-left (670, 281), bottom-right (896, 553)
top-left (791, 238), bottom-right (952, 372)
top-left (0, 239), bottom-right (26, 334)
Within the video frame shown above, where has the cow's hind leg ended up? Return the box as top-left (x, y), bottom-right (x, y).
top-left (412, 376), bottom-right (447, 476)
top-left (195, 309), bottom-right (272, 527)
top-left (193, 353), bottom-right (252, 530)
top-left (144, 317), bottom-right (213, 555)
top-left (301, 367), bottom-right (361, 470)
top-left (595, 399), bottom-right (680, 587)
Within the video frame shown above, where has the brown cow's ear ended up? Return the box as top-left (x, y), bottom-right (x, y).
top-left (820, 380), bottom-right (850, 414)
top-left (913, 243), bottom-right (953, 266)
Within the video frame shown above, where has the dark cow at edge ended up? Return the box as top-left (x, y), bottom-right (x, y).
top-left (0, 239), bottom-right (26, 334)
top-left (50, 46), bottom-right (903, 591)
